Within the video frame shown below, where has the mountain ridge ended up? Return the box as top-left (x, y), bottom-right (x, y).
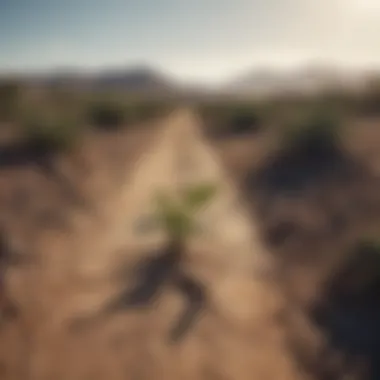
top-left (1, 63), bottom-right (379, 97)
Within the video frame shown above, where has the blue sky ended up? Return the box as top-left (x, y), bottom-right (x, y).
top-left (2, 0), bottom-right (380, 83)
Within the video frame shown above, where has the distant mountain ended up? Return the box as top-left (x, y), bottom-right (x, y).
top-left (14, 65), bottom-right (182, 95)
top-left (4, 63), bottom-right (378, 99)
top-left (90, 66), bottom-right (177, 93)
top-left (223, 65), bottom-right (373, 97)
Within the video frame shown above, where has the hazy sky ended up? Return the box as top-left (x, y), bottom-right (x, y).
top-left (1, 0), bottom-right (380, 83)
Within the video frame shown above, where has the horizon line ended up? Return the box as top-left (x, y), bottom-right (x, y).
top-left (2, 59), bottom-right (380, 86)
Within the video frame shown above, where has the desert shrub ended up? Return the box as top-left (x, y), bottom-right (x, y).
top-left (87, 100), bottom-right (126, 130)
top-left (254, 105), bottom-right (347, 193)
top-left (279, 106), bottom-right (342, 160)
top-left (19, 106), bottom-right (82, 154)
top-left (357, 77), bottom-right (380, 116)
top-left (0, 80), bottom-right (21, 122)
top-left (224, 104), bottom-right (262, 134)
top-left (317, 90), bottom-right (360, 117)
top-left (328, 237), bottom-right (380, 297)
top-left (132, 101), bottom-right (173, 121)
top-left (199, 102), bottom-right (263, 137)
top-left (49, 88), bottom-right (87, 114)
top-left (88, 98), bottom-right (175, 130)
top-left (355, 238), bottom-right (380, 256)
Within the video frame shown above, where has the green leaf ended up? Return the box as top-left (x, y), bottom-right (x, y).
top-left (181, 183), bottom-right (218, 212)
top-left (153, 191), bottom-right (195, 239)
top-left (151, 185), bottom-right (216, 240)
top-left (165, 209), bottom-right (195, 239)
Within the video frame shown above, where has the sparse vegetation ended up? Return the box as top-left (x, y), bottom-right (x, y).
top-left (279, 105), bottom-right (342, 160)
top-left (19, 105), bottom-right (83, 154)
top-left (225, 104), bottom-right (262, 134)
top-left (358, 77), bottom-right (380, 116)
top-left (87, 100), bottom-right (127, 130)
top-left (153, 182), bottom-right (219, 242)
top-left (355, 237), bottom-right (380, 255)
top-left (132, 100), bottom-right (173, 122)
top-left (199, 102), bottom-right (264, 137)
top-left (87, 98), bottom-right (174, 130)
top-left (324, 236), bottom-right (380, 301)
top-left (3, 76), bottom-right (380, 379)
top-left (353, 237), bottom-right (380, 287)
top-left (152, 183), bottom-right (218, 341)
top-left (252, 104), bottom-right (347, 193)
top-left (0, 80), bottom-right (21, 122)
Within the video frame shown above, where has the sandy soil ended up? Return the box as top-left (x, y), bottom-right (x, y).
top-left (0, 109), bottom-right (368, 380)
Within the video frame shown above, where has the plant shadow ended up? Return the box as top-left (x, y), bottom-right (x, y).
top-left (70, 245), bottom-right (206, 343)
top-left (109, 245), bottom-right (180, 310)
top-left (168, 272), bottom-right (205, 342)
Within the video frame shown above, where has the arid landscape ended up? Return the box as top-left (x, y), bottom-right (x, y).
top-left (1, 70), bottom-right (380, 380)
top-left (4, 0), bottom-right (380, 377)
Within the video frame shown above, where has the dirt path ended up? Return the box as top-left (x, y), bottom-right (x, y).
top-left (0, 109), bottom-right (321, 380)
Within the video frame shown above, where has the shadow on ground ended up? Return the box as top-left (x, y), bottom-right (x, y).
top-left (235, 128), bottom-right (380, 380)
top-left (0, 230), bottom-right (21, 324)
top-left (247, 141), bottom-right (360, 196)
top-left (310, 242), bottom-right (380, 380)
top-left (70, 244), bottom-right (207, 343)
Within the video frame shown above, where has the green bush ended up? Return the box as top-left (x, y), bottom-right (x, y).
top-left (132, 101), bottom-right (173, 122)
top-left (0, 80), bottom-right (21, 122)
top-left (225, 105), bottom-right (261, 132)
top-left (355, 238), bottom-right (380, 255)
top-left (87, 100), bottom-right (126, 129)
top-left (199, 102), bottom-right (263, 137)
top-left (19, 107), bottom-right (82, 154)
top-left (87, 98), bottom-right (174, 130)
top-left (279, 106), bottom-right (342, 159)
top-left (334, 237), bottom-right (380, 294)
top-left (357, 77), bottom-right (380, 116)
